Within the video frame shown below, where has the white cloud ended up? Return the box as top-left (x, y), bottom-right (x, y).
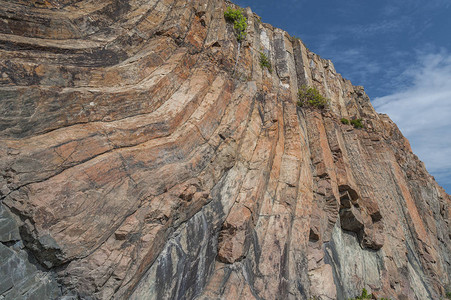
top-left (373, 50), bottom-right (451, 191)
top-left (345, 18), bottom-right (410, 37)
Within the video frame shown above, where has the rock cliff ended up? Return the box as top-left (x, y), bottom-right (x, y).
top-left (0, 0), bottom-right (450, 299)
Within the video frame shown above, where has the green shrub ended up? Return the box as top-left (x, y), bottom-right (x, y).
top-left (361, 288), bottom-right (371, 299)
top-left (348, 288), bottom-right (372, 300)
top-left (347, 288), bottom-right (391, 300)
top-left (224, 7), bottom-right (241, 22)
top-left (446, 291), bottom-right (451, 299)
top-left (341, 118), bottom-right (350, 125)
top-left (350, 118), bottom-right (364, 129)
top-left (297, 85), bottom-right (329, 109)
top-left (259, 52), bottom-right (272, 73)
top-left (224, 7), bottom-right (247, 42)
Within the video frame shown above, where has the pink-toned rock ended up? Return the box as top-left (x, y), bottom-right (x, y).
top-left (217, 205), bottom-right (252, 263)
top-left (309, 264), bottom-right (337, 300)
top-left (0, 1), bottom-right (450, 300)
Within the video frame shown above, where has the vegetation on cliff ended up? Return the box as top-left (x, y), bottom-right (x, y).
top-left (350, 118), bottom-right (364, 128)
top-left (297, 85), bottom-right (330, 109)
top-left (341, 118), bottom-right (364, 129)
top-left (224, 7), bottom-right (247, 42)
top-left (1, 1), bottom-right (450, 299)
top-left (259, 51), bottom-right (272, 73)
top-left (348, 288), bottom-right (389, 300)
top-left (341, 118), bottom-right (350, 125)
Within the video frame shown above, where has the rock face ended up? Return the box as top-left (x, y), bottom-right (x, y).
top-left (0, 0), bottom-right (450, 299)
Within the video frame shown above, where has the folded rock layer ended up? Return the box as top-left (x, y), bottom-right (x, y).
top-left (0, 0), bottom-right (450, 299)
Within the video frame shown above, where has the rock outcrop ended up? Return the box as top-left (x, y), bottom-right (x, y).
top-left (0, 0), bottom-right (450, 299)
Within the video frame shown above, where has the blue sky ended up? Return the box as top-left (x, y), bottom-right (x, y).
top-left (233, 0), bottom-right (451, 193)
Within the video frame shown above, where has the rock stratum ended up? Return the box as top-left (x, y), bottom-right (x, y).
top-left (0, 0), bottom-right (450, 299)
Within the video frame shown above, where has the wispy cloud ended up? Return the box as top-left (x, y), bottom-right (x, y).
top-left (329, 47), bottom-right (382, 84)
top-left (373, 50), bottom-right (451, 192)
top-left (341, 18), bottom-right (410, 37)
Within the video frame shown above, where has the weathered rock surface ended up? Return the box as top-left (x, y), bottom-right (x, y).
top-left (0, 0), bottom-right (450, 299)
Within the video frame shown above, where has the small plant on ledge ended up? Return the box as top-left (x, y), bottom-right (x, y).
top-left (350, 118), bottom-right (364, 129)
top-left (341, 118), bottom-right (350, 125)
top-left (259, 51), bottom-right (272, 73)
top-left (297, 85), bottom-right (329, 109)
top-left (347, 288), bottom-right (390, 300)
top-left (224, 7), bottom-right (247, 42)
top-left (348, 288), bottom-right (372, 300)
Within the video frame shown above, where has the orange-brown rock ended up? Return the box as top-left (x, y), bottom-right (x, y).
top-left (0, 0), bottom-right (450, 299)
